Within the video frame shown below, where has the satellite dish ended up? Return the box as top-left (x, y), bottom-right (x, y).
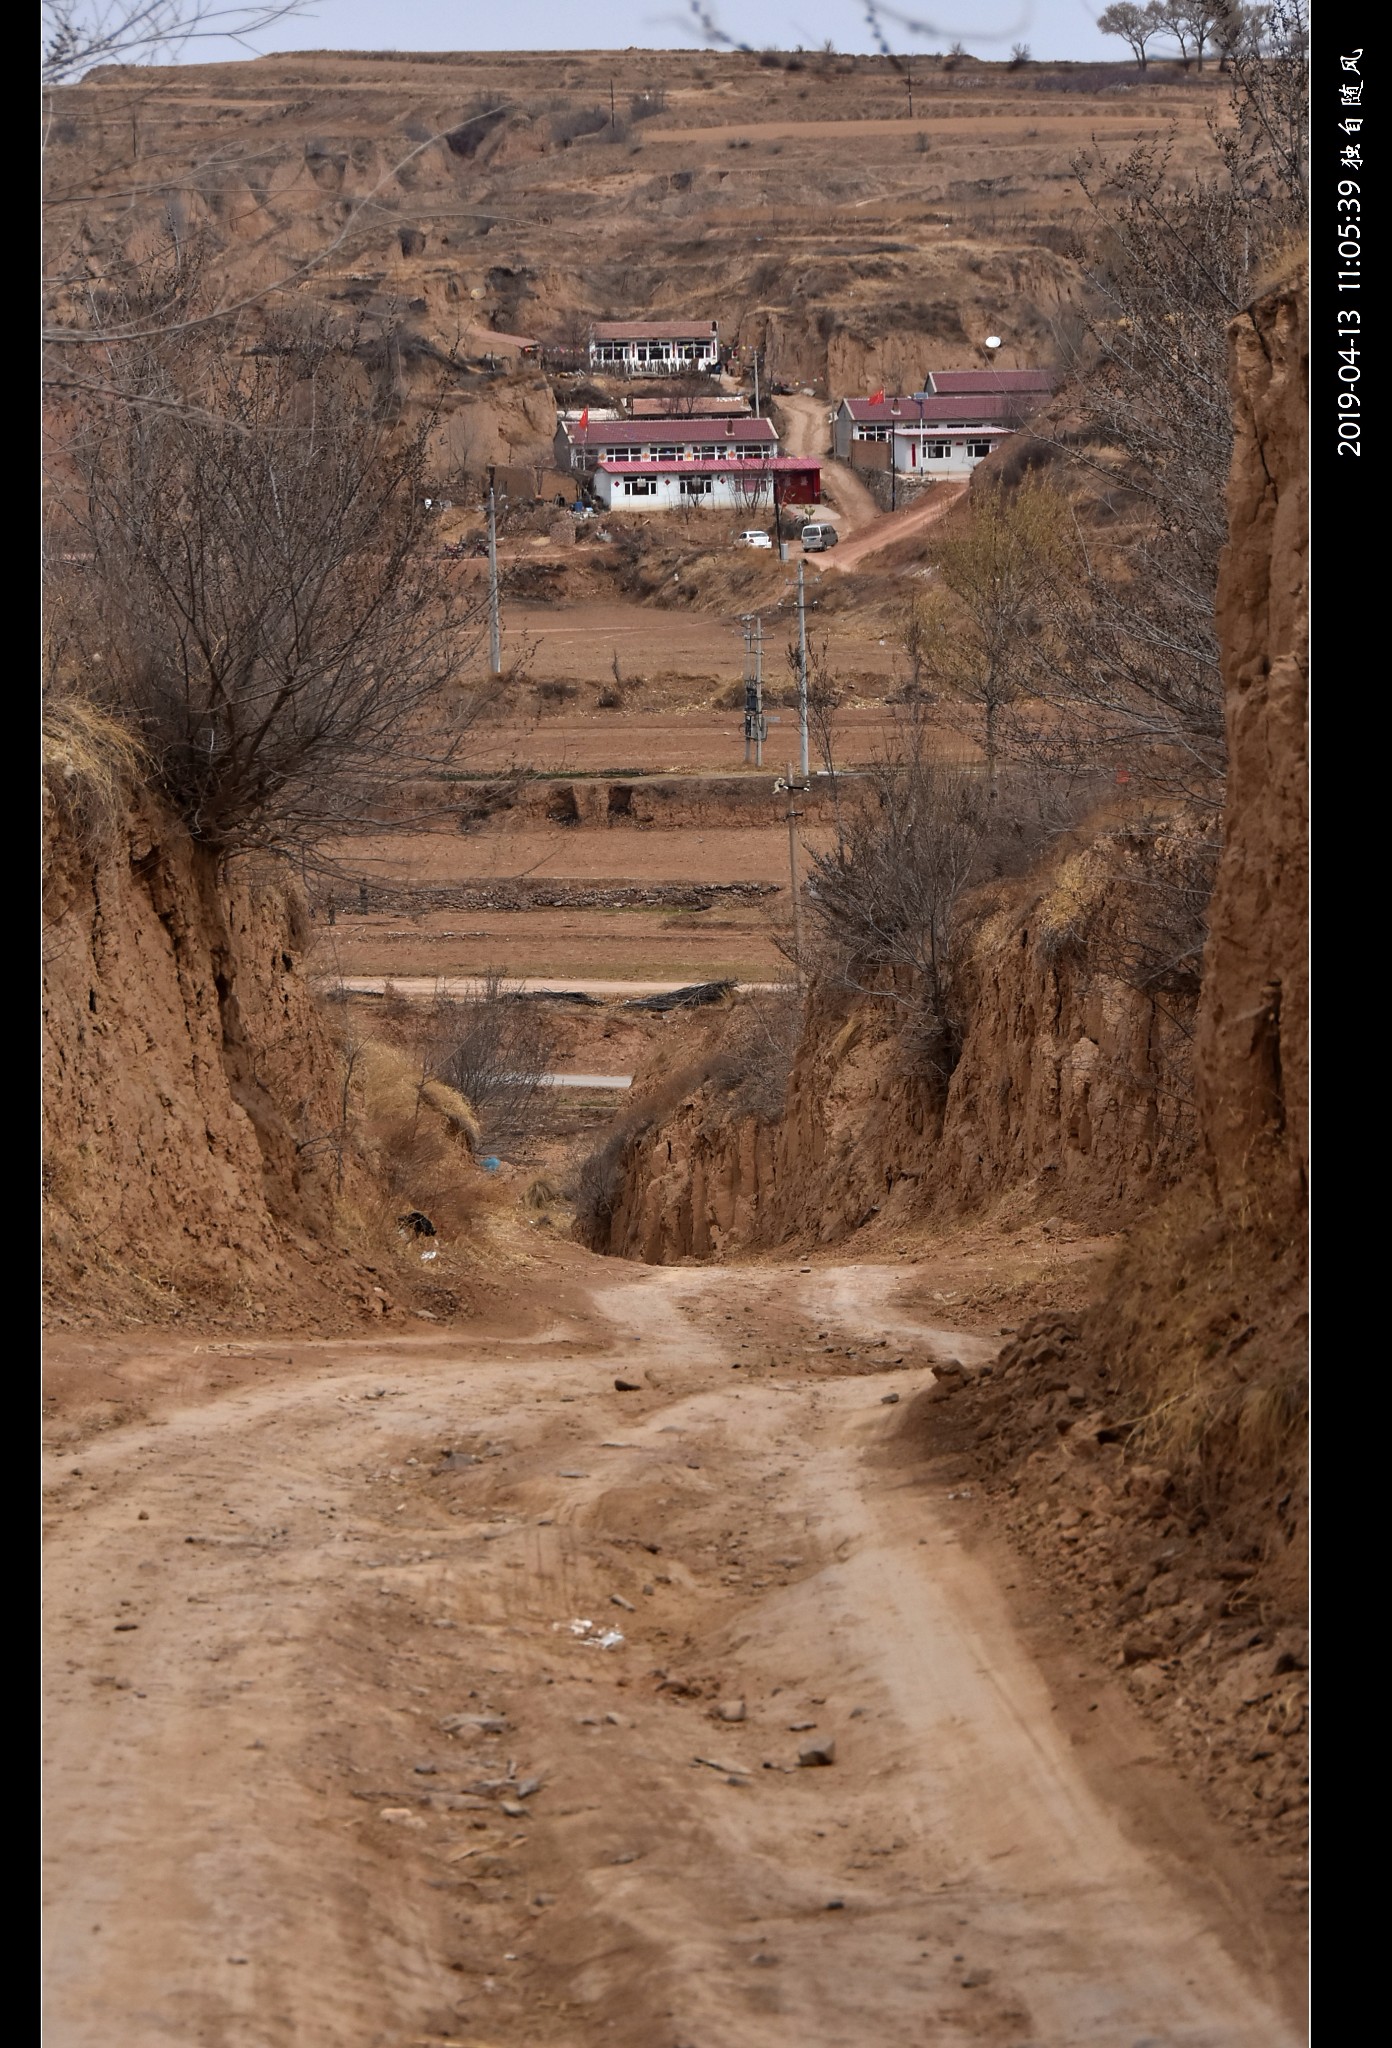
top-left (985, 335), bottom-right (1003, 350)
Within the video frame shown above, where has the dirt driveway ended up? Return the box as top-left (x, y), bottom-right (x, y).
top-left (43, 1253), bottom-right (1302, 2047)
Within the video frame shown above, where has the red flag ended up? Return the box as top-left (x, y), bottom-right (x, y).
top-left (869, 387), bottom-right (885, 405)
top-left (578, 407), bottom-right (590, 431)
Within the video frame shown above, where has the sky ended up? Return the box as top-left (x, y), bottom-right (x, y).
top-left (174, 0), bottom-right (1119, 68)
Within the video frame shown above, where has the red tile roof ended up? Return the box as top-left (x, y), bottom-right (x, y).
top-left (927, 368), bottom-right (1055, 395)
top-left (843, 395), bottom-right (1016, 424)
top-left (591, 321), bottom-right (719, 342)
top-left (597, 457), bottom-right (818, 475)
top-left (567, 418), bottom-right (777, 447)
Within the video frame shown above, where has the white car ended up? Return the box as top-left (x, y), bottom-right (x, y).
top-left (735, 529), bottom-right (773, 549)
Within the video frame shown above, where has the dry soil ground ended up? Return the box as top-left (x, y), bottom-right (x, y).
top-left (43, 1241), bottom-right (1304, 2048)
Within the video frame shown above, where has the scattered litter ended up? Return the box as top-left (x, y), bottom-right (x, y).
top-left (693, 1755), bottom-right (749, 1777)
top-left (611, 1594), bottom-right (636, 1612)
top-left (378, 1807), bottom-right (427, 1828)
top-left (553, 1618), bottom-right (625, 1648)
top-left (481, 1156), bottom-right (502, 1173)
top-left (945, 1489), bottom-right (975, 1502)
top-left (420, 1248), bottom-right (438, 1263)
top-left (440, 1712), bottom-right (508, 1735)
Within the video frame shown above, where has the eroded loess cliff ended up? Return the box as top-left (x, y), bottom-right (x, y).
top-left (1084, 275), bottom-right (1308, 1560)
top-left (592, 816), bottom-right (1205, 1261)
top-left (42, 780), bottom-right (380, 1325)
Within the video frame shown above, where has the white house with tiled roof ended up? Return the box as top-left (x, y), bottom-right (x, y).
top-left (831, 369), bottom-right (1055, 473)
top-left (555, 415), bottom-right (779, 475)
top-left (588, 320), bottom-right (720, 376)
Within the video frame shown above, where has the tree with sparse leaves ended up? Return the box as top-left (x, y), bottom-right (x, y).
top-left (51, 316), bottom-right (491, 857)
top-left (1097, 2), bottom-right (1166, 70)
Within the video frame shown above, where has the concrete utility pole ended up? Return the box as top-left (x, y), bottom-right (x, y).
top-left (785, 760), bottom-right (806, 984)
top-left (753, 350), bottom-right (760, 416)
top-left (796, 559), bottom-right (810, 778)
top-left (487, 487), bottom-right (502, 677)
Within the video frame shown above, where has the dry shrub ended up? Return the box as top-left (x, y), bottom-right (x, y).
top-left (353, 1039), bottom-right (481, 1238)
top-left (42, 692), bottom-right (145, 860)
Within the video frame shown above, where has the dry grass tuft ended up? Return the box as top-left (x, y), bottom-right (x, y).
top-left (42, 693), bottom-right (145, 860)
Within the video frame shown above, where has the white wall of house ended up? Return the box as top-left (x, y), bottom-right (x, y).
top-left (588, 339), bottom-right (719, 375)
top-left (892, 430), bottom-right (1005, 475)
top-left (594, 469), bottom-right (800, 512)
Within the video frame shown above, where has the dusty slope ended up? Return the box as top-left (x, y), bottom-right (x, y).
top-left (41, 786), bottom-right (363, 1325)
top-left (43, 1246), bottom-right (1303, 2047)
top-left (47, 51), bottom-right (1230, 430)
top-left (590, 815), bottom-right (1203, 1263)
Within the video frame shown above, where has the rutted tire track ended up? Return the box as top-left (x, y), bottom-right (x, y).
top-left (44, 1262), bottom-right (1303, 2046)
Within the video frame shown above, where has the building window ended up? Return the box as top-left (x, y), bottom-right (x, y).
top-left (622, 476), bottom-right (657, 496)
top-left (966, 440), bottom-right (992, 459)
top-left (654, 445), bottom-right (680, 461)
top-left (679, 475), bottom-right (713, 497)
top-left (923, 440), bottom-right (952, 460)
top-left (854, 424), bottom-right (890, 441)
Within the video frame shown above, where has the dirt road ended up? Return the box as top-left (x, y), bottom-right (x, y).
top-left (44, 1255), bottom-right (1301, 2047)
top-left (822, 481), bottom-right (971, 572)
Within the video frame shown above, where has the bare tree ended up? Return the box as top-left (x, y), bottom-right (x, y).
top-left (805, 724), bottom-right (989, 1076)
top-left (1173, 4), bottom-right (1222, 67)
top-left (1020, 36), bottom-right (1306, 803)
top-left (1097, 3), bottom-right (1166, 70)
top-left (431, 972), bottom-right (560, 1150)
top-left (916, 480), bottom-right (1074, 803)
top-left (53, 314), bottom-right (492, 856)
top-left (1153, 0), bottom-right (1195, 64)
top-left (1212, 0), bottom-right (1309, 225)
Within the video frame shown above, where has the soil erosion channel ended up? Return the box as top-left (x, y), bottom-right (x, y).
top-left (44, 1258), bottom-right (1299, 2047)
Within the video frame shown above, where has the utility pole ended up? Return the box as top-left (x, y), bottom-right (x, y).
top-left (753, 350), bottom-right (760, 416)
top-left (742, 617), bottom-right (753, 764)
top-left (906, 59), bottom-right (914, 119)
top-left (487, 486), bottom-right (502, 676)
top-left (742, 616), bottom-right (767, 767)
top-left (784, 760), bottom-right (807, 983)
top-left (610, 78), bottom-right (616, 129)
top-left (796, 559), bottom-right (810, 778)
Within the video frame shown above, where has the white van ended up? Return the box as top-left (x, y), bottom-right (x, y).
top-left (800, 522), bottom-right (839, 551)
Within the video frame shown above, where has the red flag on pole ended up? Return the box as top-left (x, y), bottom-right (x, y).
top-left (869, 387), bottom-right (886, 405)
top-left (578, 407), bottom-right (590, 431)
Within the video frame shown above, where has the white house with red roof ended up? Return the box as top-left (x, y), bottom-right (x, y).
top-left (831, 369), bottom-right (1055, 473)
top-left (555, 414), bottom-right (779, 474)
top-left (588, 320), bottom-right (721, 376)
top-left (593, 455), bottom-right (820, 514)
